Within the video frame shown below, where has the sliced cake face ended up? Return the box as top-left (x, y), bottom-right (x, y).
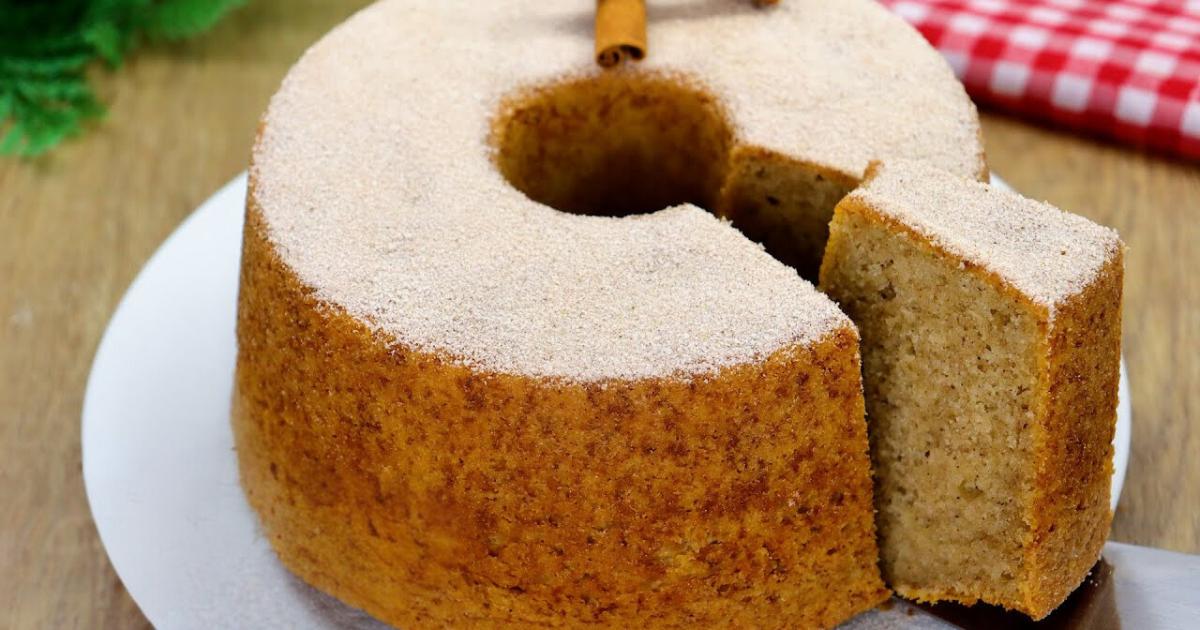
top-left (819, 162), bottom-right (1123, 620)
top-left (838, 164), bottom-right (1121, 316)
top-left (715, 147), bottom-right (861, 279)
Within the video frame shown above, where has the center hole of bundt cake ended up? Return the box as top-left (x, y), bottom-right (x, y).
top-left (491, 73), bottom-right (733, 217)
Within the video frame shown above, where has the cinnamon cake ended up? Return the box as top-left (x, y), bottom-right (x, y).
top-left (819, 162), bottom-right (1123, 620)
top-left (235, 0), bottom-right (994, 627)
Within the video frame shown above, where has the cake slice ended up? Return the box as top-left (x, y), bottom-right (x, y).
top-left (819, 162), bottom-right (1124, 619)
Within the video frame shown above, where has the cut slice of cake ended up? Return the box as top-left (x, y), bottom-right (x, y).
top-left (819, 162), bottom-right (1124, 620)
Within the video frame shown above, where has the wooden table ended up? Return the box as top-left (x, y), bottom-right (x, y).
top-left (2, 2), bottom-right (1196, 627)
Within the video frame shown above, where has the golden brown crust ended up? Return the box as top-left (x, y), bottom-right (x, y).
top-left (234, 182), bottom-right (889, 627)
top-left (1022, 250), bottom-right (1122, 619)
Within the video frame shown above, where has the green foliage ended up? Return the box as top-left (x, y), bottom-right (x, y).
top-left (0, 0), bottom-right (245, 157)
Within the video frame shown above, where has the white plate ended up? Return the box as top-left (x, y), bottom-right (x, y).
top-left (83, 173), bottom-right (1132, 629)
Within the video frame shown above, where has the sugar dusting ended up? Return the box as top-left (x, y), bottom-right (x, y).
top-left (251, 0), bottom-right (982, 381)
top-left (854, 162), bottom-right (1123, 317)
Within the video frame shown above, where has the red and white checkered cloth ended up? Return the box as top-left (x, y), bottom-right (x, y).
top-left (878, 0), bottom-right (1200, 160)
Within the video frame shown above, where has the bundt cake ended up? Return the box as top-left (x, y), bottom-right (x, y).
top-left (234, 0), bottom-right (990, 627)
top-left (819, 162), bottom-right (1123, 620)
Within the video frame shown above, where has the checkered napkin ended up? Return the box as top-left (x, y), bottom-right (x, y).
top-left (878, 0), bottom-right (1200, 160)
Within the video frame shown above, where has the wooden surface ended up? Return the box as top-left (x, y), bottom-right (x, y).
top-left (0, 2), bottom-right (1196, 627)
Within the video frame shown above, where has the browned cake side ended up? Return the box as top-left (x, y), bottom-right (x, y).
top-left (234, 190), bottom-right (889, 628)
top-left (1023, 251), bottom-right (1122, 616)
top-left (819, 189), bottom-right (1121, 620)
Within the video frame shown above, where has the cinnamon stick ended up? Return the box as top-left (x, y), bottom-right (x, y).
top-left (595, 0), bottom-right (646, 68)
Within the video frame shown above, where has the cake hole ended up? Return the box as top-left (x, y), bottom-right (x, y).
top-left (491, 72), bottom-right (733, 217)
top-left (490, 72), bottom-right (860, 279)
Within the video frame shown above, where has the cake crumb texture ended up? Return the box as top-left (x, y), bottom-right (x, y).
top-left (820, 163), bottom-right (1123, 619)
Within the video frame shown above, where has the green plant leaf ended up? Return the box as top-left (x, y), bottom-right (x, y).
top-left (0, 52), bottom-right (95, 77)
top-left (82, 21), bottom-right (126, 66)
top-left (0, 0), bottom-right (243, 158)
top-left (138, 0), bottom-right (246, 40)
top-left (0, 125), bottom-right (25, 155)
